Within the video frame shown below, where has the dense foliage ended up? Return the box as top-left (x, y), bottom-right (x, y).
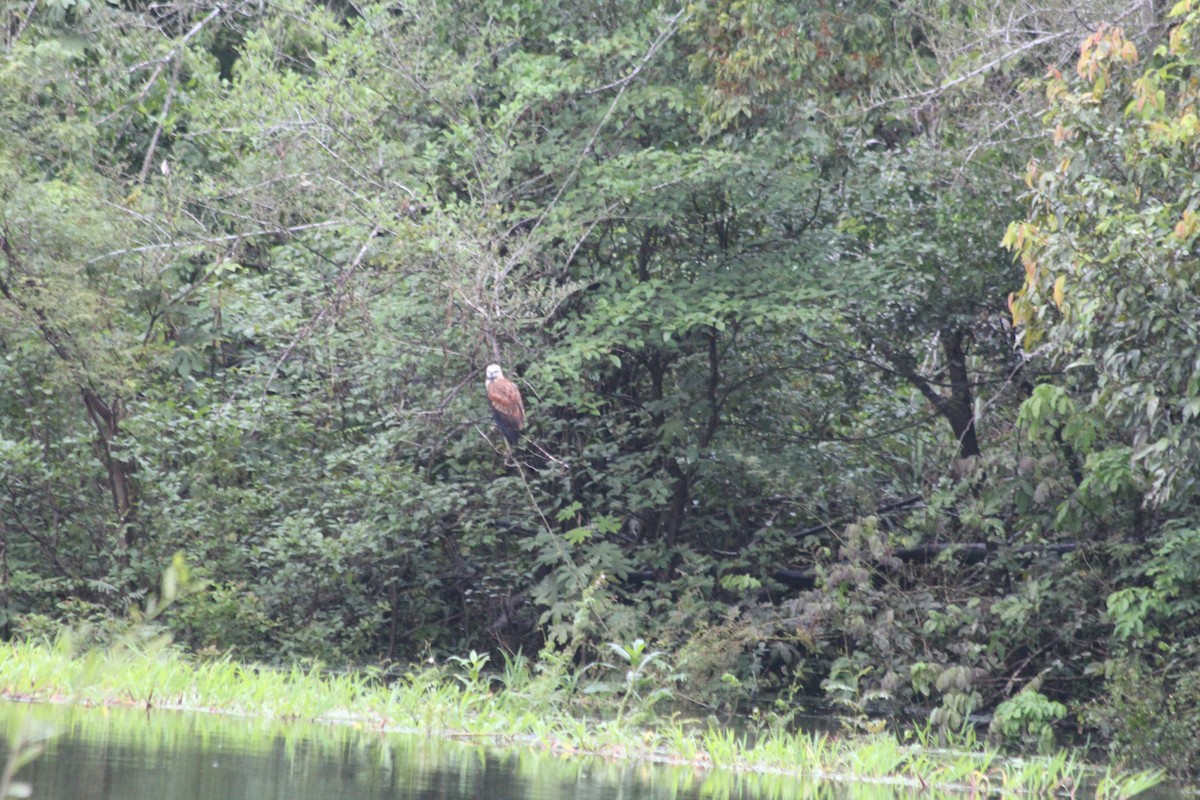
top-left (1, 0), bottom-right (1197, 773)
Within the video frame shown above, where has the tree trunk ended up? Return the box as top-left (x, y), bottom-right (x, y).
top-left (1, 234), bottom-right (137, 551)
top-left (664, 327), bottom-right (724, 547)
top-left (0, 516), bottom-right (9, 639)
top-left (80, 387), bottom-right (136, 550)
top-left (643, 355), bottom-right (668, 540)
top-left (940, 327), bottom-right (981, 459)
top-left (880, 326), bottom-right (981, 460)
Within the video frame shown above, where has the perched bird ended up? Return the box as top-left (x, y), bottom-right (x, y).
top-left (485, 363), bottom-right (525, 445)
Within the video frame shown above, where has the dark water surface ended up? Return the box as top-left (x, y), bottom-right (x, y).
top-left (0, 700), bottom-right (911, 800)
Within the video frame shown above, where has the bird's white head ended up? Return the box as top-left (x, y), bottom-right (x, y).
top-left (485, 364), bottom-right (503, 384)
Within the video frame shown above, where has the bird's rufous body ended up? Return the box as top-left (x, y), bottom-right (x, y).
top-left (485, 364), bottom-right (525, 444)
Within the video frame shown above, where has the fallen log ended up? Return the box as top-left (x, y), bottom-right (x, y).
top-left (770, 541), bottom-right (1079, 589)
top-left (621, 540), bottom-right (1079, 591)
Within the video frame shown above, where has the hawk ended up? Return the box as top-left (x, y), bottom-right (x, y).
top-left (485, 364), bottom-right (525, 445)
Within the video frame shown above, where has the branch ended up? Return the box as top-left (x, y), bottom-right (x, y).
top-left (138, 56), bottom-right (183, 185)
top-left (85, 220), bottom-right (344, 265)
top-left (860, 32), bottom-right (1070, 116)
top-left (221, 225), bottom-right (381, 420)
top-left (499, 6), bottom-right (689, 289)
top-left (105, 4), bottom-right (228, 126)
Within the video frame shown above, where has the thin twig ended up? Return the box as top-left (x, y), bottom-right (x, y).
top-left (497, 7), bottom-right (689, 293)
top-left (860, 32), bottom-right (1070, 116)
top-left (138, 56), bottom-right (183, 184)
top-left (3, 0), bottom-right (39, 49)
top-left (219, 225), bottom-right (381, 419)
top-left (104, 4), bottom-right (227, 126)
top-left (85, 220), bottom-right (344, 265)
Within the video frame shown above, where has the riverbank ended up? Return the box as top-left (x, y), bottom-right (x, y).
top-left (0, 637), bottom-right (1164, 797)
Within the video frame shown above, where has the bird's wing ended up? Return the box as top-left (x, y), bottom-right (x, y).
top-left (487, 377), bottom-right (525, 429)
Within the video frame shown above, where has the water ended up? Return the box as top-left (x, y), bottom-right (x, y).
top-left (0, 700), bottom-right (920, 800)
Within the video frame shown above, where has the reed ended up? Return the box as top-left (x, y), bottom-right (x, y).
top-left (0, 638), bottom-right (1163, 798)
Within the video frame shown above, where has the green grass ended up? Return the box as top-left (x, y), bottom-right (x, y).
top-left (0, 637), bottom-right (1164, 798)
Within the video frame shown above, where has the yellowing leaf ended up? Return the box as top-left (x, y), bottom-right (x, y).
top-left (1175, 209), bottom-right (1197, 240)
top-left (1170, 25), bottom-right (1186, 54)
top-left (1008, 293), bottom-right (1021, 326)
top-left (1053, 275), bottom-right (1066, 309)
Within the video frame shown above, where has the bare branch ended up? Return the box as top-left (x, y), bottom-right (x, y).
top-left (138, 55), bottom-right (183, 185)
top-left (221, 225), bottom-right (382, 420)
top-left (85, 220), bottom-right (345, 265)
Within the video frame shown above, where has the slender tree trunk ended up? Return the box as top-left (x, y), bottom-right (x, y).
top-left (880, 327), bottom-right (980, 460)
top-left (665, 327), bottom-right (724, 547)
top-left (644, 356), bottom-right (667, 540)
top-left (663, 458), bottom-right (689, 548)
top-left (1, 234), bottom-right (137, 551)
top-left (80, 387), bottom-right (136, 550)
top-left (940, 328), bottom-right (981, 459)
top-left (0, 515), bottom-right (9, 639)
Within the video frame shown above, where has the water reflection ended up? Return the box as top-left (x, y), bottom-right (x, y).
top-left (0, 701), bottom-right (931, 800)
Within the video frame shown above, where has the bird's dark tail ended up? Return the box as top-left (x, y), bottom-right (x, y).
top-left (492, 410), bottom-right (522, 445)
